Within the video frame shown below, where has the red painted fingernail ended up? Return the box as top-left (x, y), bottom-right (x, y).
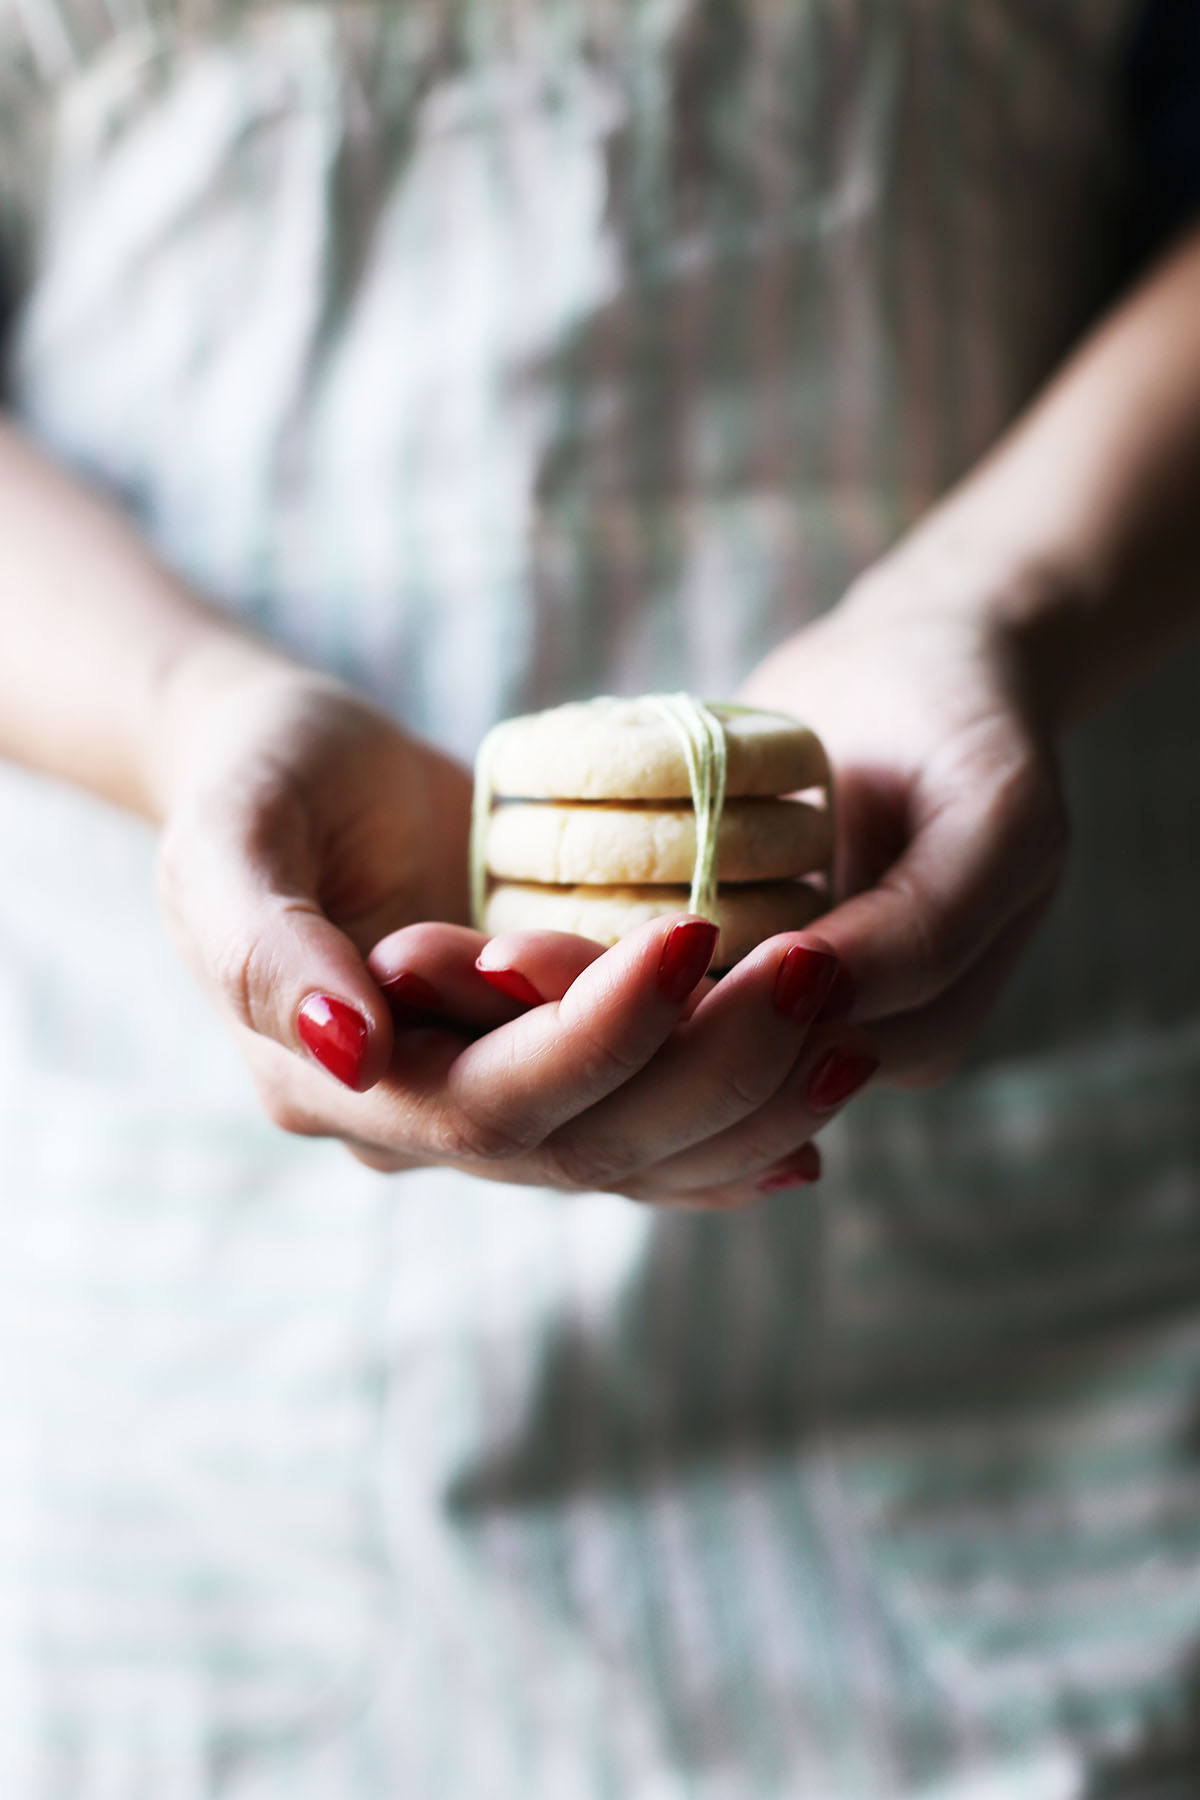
top-left (818, 965), bottom-right (856, 1021)
top-left (476, 963), bottom-right (544, 1007)
top-left (773, 943), bottom-right (839, 1025)
top-left (297, 994), bottom-right (369, 1089)
top-left (758, 1144), bottom-right (822, 1193)
top-left (657, 918), bottom-right (720, 1002)
top-left (806, 1047), bottom-right (879, 1112)
top-left (380, 971), bottom-right (443, 1013)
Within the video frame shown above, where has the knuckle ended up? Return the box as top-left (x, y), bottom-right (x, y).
top-left (436, 1101), bottom-right (537, 1166)
top-left (741, 1137), bottom-right (788, 1177)
top-left (346, 1142), bottom-right (407, 1174)
top-left (990, 758), bottom-right (1070, 884)
top-left (734, 1128), bottom-right (798, 1175)
top-left (727, 1062), bottom-right (787, 1113)
top-left (211, 928), bottom-right (272, 1034)
top-left (542, 1134), bottom-right (632, 1193)
top-left (217, 904), bottom-right (313, 1039)
top-left (576, 1031), bottom-right (647, 1086)
top-left (905, 894), bottom-right (967, 992)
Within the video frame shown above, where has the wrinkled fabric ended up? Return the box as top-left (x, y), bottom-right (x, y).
top-left (2, 3), bottom-right (1200, 1795)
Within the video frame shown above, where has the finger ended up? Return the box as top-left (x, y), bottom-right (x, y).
top-left (635, 1020), bottom-right (879, 1193)
top-left (242, 914), bottom-right (720, 1176)
top-left (431, 914), bottom-right (719, 1161)
top-left (815, 760), bottom-right (1067, 1023)
top-left (865, 891), bottom-right (1054, 1088)
top-left (643, 892), bottom-right (1052, 1193)
top-left (617, 1141), bottom-right (823, 1212)
top-left (478, 927), bottom-right (716, 1023)
top-left (157, 806), bottom-right (393, 1093)
top-left (238, 1014), bottom-right (464, 1148)
top-left (476, 927), bottom-right (610, 1006)
top-left (536, 933), bottom-right (840, 1189)
top-left (344, 1138), bottom-right (423, 1174)
top-left (368, 921), bottom-right (511, 1028)
top-left (368, 923), bottom-right (618, 1032)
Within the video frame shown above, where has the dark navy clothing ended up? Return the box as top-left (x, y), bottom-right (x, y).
top-left (1128, 0), bottom-right (1200, 246)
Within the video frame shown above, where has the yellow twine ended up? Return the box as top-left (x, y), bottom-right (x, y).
top-left (470, 696), bottom-right (730, 931)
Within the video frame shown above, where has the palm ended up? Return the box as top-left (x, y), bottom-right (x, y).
top-left (286, 701), bottom-right (473, 948)
top-left (160, 673), bottom-right (473, 988)
top-left (740, 597), bottom-right (1045, 905)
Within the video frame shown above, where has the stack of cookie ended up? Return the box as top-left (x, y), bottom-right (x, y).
top-left (472, 695), bottom-right (832, 967)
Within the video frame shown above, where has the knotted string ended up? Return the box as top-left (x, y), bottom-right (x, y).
top-left (646, 694), bottom-right (728, 920)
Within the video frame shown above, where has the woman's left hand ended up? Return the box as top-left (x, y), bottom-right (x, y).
top-left (737, 538), bottom-right (1071, 1088)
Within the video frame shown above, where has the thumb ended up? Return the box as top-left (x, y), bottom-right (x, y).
top-left (157, 820), bottom-right (394, 1093)
top-left (816, 765), bottom-right (1067, 1024)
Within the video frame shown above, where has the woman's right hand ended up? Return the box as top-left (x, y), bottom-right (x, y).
top-left (154, 655), bottom-right (869, 1208)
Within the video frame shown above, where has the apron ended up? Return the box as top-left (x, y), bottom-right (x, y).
top-left (3, 3), bottom-right (1200, 1794)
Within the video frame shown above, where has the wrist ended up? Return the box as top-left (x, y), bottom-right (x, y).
top-left (845, 499), bottom-right (1108, 740)
top-left (145, 626), bottom-right (329, 821)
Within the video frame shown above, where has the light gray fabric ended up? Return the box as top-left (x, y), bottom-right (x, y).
top-left (3, 3), bottom-right (1200, 1794)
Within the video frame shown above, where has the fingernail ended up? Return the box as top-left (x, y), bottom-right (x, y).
top-left (758, 1144), bottom-right (822, 1193)
top-left (297, 994), bottom-right (369, 1089)
top-left (657, 919), bottom-right (720, 1003)
top-left (806, 1046), bottom-right (879, 1112)
top-left (380, 971), bottom-right (443, 1014)
top-left (476, 963), bottom-right (544, 1007)
top-left (820, 964), bottom-right (859, 1022)
top-left (818, 964), bottom-right (856, 1020)
top-left (773, 943), bottom-right (839, 1025)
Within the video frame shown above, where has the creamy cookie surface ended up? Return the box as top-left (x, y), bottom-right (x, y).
top-left (472, 695), bottom-right (833, 964)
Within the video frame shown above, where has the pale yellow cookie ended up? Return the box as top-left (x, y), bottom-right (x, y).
top-left (484, 696), bottom-right (828, 801)
top-left (483, 880), bottom-right (825, 967)
top-left (485, 798), bottom-right (832, 886)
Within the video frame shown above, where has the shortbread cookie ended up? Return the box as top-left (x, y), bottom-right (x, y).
top-left (471, 692), bottom-right (834, 963)
top-left (483, 880), bottom-right (825, 967)
top-left (485, 797), bottom-right (832, 886)
top-left (483, 696), bottom-right (828, 801)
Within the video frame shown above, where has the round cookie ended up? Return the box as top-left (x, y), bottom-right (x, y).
top-left (484, 696), bottom-right (828, 801)
top-left (483, 880), bottom-right (826, 967)
top-left (485, 797), bottom-right (832, 886)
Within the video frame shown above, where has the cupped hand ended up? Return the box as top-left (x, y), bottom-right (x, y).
top-left (155, 659), bottom-right (869, 1206)
top-left (738, 538), bottom-right (1070, 1087)
top-left (155, 662), bottom-right (479, 1092)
